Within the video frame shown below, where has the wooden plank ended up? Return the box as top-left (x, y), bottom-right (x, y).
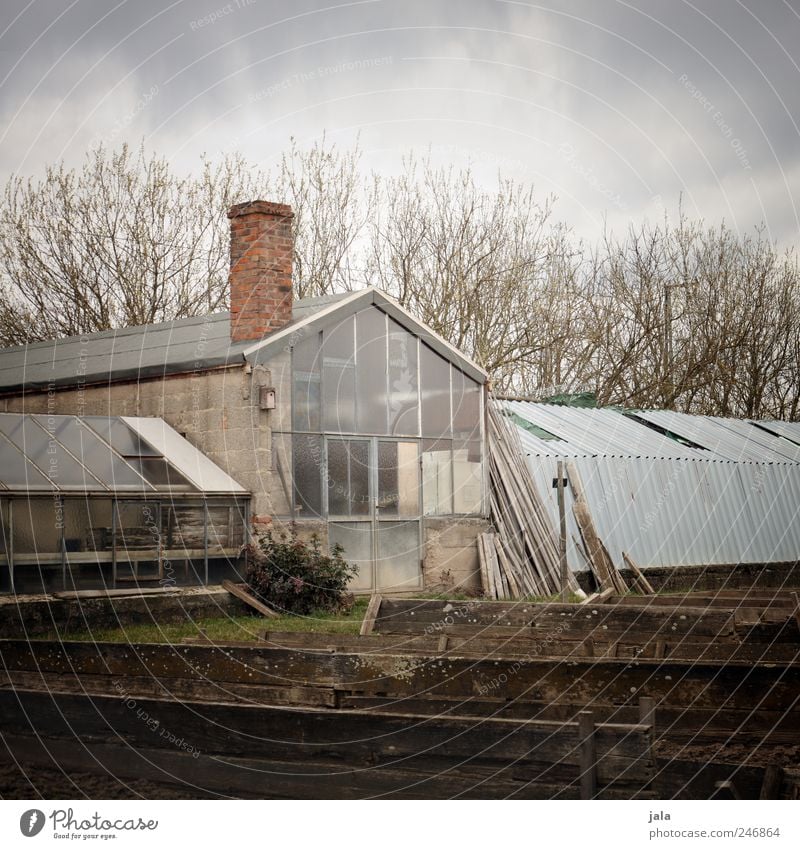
top-left (622, 551), bottom-right (655, 595)
top-left (638, 696), bottom-right (656, 728)
top-left (759, 764), bottom-right (784, 800)
top-left (582, 588), bottom-right (614, 605)
top-left (52, 587), bottom-right (180, 600)
top-left (3, 639), bottom-right (798, 715)
top-left (373, 598), bottom-right (738, 638)
top-left (477, 530), bottom-right (492, 597)
top-left (0, 732), bottom-right (644, 801)
top-left (0, 688), bottom-right (653, 787)
top-left (359, 593), bottom-right (382, 636)
top-left (578, 711), bottom-right (598, 800)
top-left (477, 534), bottom-right (497, 600)
top-left (221, 579), bottom-right (279, 618)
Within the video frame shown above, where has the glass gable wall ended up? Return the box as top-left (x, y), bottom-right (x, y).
top-left (276, 304), bottom-right (485, 592)
top-left (286, 307), bottom-right (484, 518)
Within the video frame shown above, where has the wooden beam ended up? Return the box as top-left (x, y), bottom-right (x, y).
top-left (221, 580), bottom-right (279, 618)
top-left (578, 711), bottom-right (598, 800)
top-left (759, 764), bottom-right (784, 800)
top-left (622, 551), bottom-right (655, 595)
top-left (360, 594), bottom-right (382, 636)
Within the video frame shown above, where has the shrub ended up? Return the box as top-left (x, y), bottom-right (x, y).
top-left (244, 528), bottom-right (357, 615)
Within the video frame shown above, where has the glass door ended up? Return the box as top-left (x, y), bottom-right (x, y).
top-left (375, 440), bottom-right (422, 591)
top-left (327, 438), bottom-right (422, 592)
top-left (326, 438), bottom-right (373, 592)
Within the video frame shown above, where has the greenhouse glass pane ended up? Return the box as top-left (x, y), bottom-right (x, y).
top-left (126, 458), bottom-right (195, 491)
top-left (388, 320), bottom-right (419, 436)
top-left (35, 416), bottom-right (151, 491)
top-left (378, 441), bottom-right (420, 518)
top-left (420, 344), bottom-right (452, 438)
top-left (293, 434), bottom-right (322, 517)
top-left (376, 521), bottom-right (421, 590)
top-left (327, 439), bottom-right (370, 517)
top-left (452, 368), bottom-right (482, 441)
top-left (355, 308), bottom-right (388, 434)
top-left (292, 332), bottom-right (321, 432)
top-left (84, 417), bottom-right (161, 456)
top-left (422, 438), bottom-right (452, 515)
top-left (2, 416), bottom-right (105, 490)
top-left (329, 521), bottom-right (373, 592)
top-left (0, 431), bottom-right (56, 490)
top-left (322, 316), bottom-right (356, 433)
top-left (453, 440), bottom-right (483, 514)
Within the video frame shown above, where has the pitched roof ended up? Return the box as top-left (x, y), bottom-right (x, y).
top-left (0, 288), bottom-right (486, 392)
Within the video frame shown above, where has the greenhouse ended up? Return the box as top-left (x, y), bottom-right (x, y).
top-left (0, 413), bottom-right (249, 594)
top-left (253, 296), bottom-right (488, 593)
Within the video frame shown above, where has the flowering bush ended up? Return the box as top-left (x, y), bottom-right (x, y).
top-left (245, 528), bottom-right (357, 615)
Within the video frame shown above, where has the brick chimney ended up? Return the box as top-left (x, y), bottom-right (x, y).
top-left (228, 200), bottom-right (294, 343)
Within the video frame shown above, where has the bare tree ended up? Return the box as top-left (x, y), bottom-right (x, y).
top-left (0, 144), bottom-right (270, 344)
top-left (2, 139), bottom-right (798, 421)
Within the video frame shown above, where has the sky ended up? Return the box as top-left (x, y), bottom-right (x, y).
top-left (1, 0), bottom-right (799, 245)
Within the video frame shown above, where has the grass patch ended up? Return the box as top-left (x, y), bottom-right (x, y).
top-left (45, 597), bottom-right (371, 644)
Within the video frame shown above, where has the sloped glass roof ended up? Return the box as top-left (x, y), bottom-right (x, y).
top-left (0, 414), bottom-right (247, 495)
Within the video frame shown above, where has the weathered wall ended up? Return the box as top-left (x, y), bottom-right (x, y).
top-left (422, 517), bottom-right (489, 594)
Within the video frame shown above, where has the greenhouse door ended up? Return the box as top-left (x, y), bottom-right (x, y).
top-left (327, 438), bottom-right (422, 593)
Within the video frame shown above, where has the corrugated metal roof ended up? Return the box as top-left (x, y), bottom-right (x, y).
top-left (504, 401), bottom-right (706, 459)
top-left (503, 401), bottom-right (800, 464)
top-left (630, 409), bottom-right (800, 463)
top-left (753, 420), bottom-right (800, 451)
top-left (501, 400), bottom-right (800, 571)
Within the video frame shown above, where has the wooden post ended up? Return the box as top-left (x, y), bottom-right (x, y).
top-left (360, 593), bottom-right (382, 636)
top-left (759, 764), bottom-right (784, 800)
top-left (578, 711), bottom-right (598, 800)
top-left (638, 696), bottom-right (656, 729)
top-left (557, 460), bottom-right (568, 603)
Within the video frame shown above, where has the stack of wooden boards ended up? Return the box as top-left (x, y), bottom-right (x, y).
top-left (2, 591), bottom-right (799, 799)
top-left (486, 401), bottom-right (580, 598)
top-left (486, 401), bottom-right (639, 598)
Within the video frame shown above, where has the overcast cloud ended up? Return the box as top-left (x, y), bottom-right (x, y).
top-left (1, 0), bottom-right (798, 244)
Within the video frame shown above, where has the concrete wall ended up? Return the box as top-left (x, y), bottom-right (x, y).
top-left (423, 517), bottom-right (490, 594)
